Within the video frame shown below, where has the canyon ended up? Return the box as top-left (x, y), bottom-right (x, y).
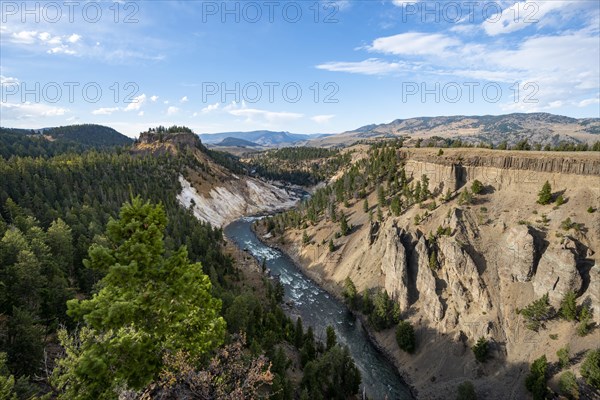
top-left (254, 147), bottom-right (600, 399)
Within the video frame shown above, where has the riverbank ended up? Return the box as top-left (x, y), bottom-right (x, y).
top-left (251, 221), bottom-right (419, 399)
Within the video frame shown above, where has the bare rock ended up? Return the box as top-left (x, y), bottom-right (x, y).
top-left (439, 237), bottom-right (492, 313)
top-left (501, 225), bottom-right (536, 282)
top-left (410, 236), bottom-right (444, 322)
top-left (532, 245), bottom-right (582, 305)
top-left (368, 221), bottom-right (380, 245)
top-left (378, 224), bottom-right (410, 313)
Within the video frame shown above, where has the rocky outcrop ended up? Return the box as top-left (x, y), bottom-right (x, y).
top-left (138, 131), bottom-right (201, 147)
top-left (438, 237), bottom-right (492, 314)
top-left (501, 226), bottom-right (536, 282)
top-left (378, 224), bottom-right (410, 313)
top-left (400, 149), bottom-right (600, 176)
top-left (533, 244), bottom-right (582, 305)
top-left (410, 236), bottom-right (444, 322)
top-left (177, 176), bottom-right (298, 227)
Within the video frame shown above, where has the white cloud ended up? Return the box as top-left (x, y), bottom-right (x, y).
top-left (150, 95), bottom-right (159, 102)
top-left (201, 102), bottom-right (220, 113)
top-left (0, 75), bottom-right (19, 85)
top-left (124, 94), bottom-right (147, 112)
top-left (47, 46), bottom-right (76, 55)
top-left (180, 96), bottom-right (189, 103)
top-left (0, 102), bottom-right (68, 119)
top-left (138, 111), bottom-right (145, 116)
top-left (7, 30), bottom-right (80, 55)
top-left (167, 106), bottom-right (180, 115)
top-left (67, 34), bottom-right (81, 43)
top-left (577, 98), bottom-right (600, 107)
top-left (368, 32), bottom-right (460, 56)
top-left (92, 107), bottom-right (120, 115)
top-left (10, 31), bottom-right (38, 44)
top-left (481, 0), bottom-right (571, 36)
top-left (311, 114), bottom-right (335, 123)
top-left (391, 0), bottom-right (420, 7)
top-left (316, 58), bottom-right (410, 75)
top-left (163, 100), bottom-right (169, 104)
top-left (225, 101), bottom-right (303, 123)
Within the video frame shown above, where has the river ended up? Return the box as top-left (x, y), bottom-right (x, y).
top-left (224, 217), bottom-right (414, 400)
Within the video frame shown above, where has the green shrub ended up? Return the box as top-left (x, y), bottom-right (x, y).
top-left (456, 381), bottom-right (477, 400)
top-left (537, 181), bottom-right (552, 205)
top-left (525, 355), bottom-right (548, 400)
top-left (577, 305), bottom-right (592, 337)
top-left (396, 321), bottom-right (416, 353)
top-left (471, 180), bottom-right (483, 195)
top-left (519, 294), bottom-right (554, 331)
top-left (581, 349), bottom-right (600, 389)
top-left (558, 371), bottom-right (579, 399)
top-left (557, 346), bottom-right (570, 369)
top-left (472, 337), bottom-right (489, 363)
top-left (559, 291), bottom-right (578, 321)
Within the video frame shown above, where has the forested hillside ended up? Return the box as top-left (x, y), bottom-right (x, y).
top-left (0, 127), bottom-right (361, 399)
top-left (0, 125), bottom-right (132, 159)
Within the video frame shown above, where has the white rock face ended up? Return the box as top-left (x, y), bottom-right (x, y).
top-left (439, 237), bottom-right (492, 313)
top-left (176, 176), bottom-right (298, 227)
top-left (533, 245), bottom-right (582, 306)
top-left (378, 225), bottom-right (410, 313)
top-left (502, 225), bottom-right (536, 282)
top-left (411, 236), bottom-right (444, 322)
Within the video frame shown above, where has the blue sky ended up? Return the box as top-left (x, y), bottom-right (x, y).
top-left (1, 0), bottom-right (599, 137)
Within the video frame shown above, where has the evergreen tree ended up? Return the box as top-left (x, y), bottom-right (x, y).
top-left (294, 317), bottom-right (304, 348)
top-left (471, 180), bottom-right (483, 195)
top-left (377, 185), bottom-right (386, 207)
top-left (390, 197), bottom-right (402, 216)
top-left (559, 290), bottom-right (577, 321)
top-left (581, 349), bottom-right (600, 389)
top-left (363, 199), bottom-right (369, 213)
top-left (326, 326), bottom-right (337, 350)
top-left (537, 181), bottom-right (552, 205)
top-left (328, 239), bottom-right (335, 253)
top-left (52, 198), bottom-right (226, 399)
top-left (396, 321), bottom-right (416, 353)
top-left (472, 337), bottom-right (489, 362)
top-left (456, 381), bottom-right (477, 400)
top-left (525, 355), bottom-right (548, 400)
top-left (377, 206), bottom-right (383, 222)
top-left (340, 213), bottom-right (350, 236)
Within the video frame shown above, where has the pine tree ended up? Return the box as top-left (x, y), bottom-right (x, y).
top-left (363, 199), bottom-right (369, 213)
top-left (294, 317), bottom-right (304, 348)
top-left (340, 213), bottom-right (350, 236)
top-left (328, 239), bottom-right (335, 252)
top-left (377, 185), bottom-right (386, 207)
top-left (396, 321), bottom-right (416, 353)
top-left (326, 326), bottom-right (336, 350)
top-left (391, 197), bottom-right (402, 216)
top-left (472, 337), bottom-right (489, 362)
top-left (537, 181), bottom-right (552, 205)
top-left (429, 249), bottom-right (438, 270)
top-left (52, 198), bottom-right (226, 398)
top-left (471, 180), bottom-right (483, 195)
top-left (559, 290), bottom-right (577, 321)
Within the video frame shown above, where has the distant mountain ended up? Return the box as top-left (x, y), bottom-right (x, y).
top-left (310, 113), bottom-right (600, 147)
top-left (199, 130), bottom-right (331, 147)
top-left (216, 137), bottom-right (261, 147)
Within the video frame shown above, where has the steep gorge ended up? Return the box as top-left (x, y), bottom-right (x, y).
top-left (259, 148), bottom-right (599, 399)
